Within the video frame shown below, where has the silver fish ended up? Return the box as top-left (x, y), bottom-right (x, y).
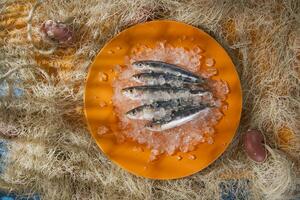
top-left (132, 72), bottom-right (202, 86)
top-left (126, 98), bottom-right (197, 120)
top-left (132, 60), bottom-right (204, 83)
top-left (145, 104), bottom-right (210, 131)
top-left (121, 85), bottom-right (210, 101)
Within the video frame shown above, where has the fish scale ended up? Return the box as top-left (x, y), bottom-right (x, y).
top-left (132, 72), bottom-right (204, 86)
top-left (146, 104), bottom-right (211, 131)
top-left (132, 60), bottom-right (205, 83)
top-left (122, 85), bottom-right (210, 101)
top-left (126, 98), bottom-right (198, 120)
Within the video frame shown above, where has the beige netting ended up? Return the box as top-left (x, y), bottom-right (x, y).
top-left (0, 0), bottom-right (299, 199)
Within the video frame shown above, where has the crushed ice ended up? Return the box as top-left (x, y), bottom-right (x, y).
top-left (111, 42), bottom-right (229, 160)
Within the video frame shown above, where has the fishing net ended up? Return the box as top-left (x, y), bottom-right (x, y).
top-left (0, 0), bottom-right (299, 199)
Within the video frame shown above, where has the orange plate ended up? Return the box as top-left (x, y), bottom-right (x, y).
top-left (84, 20), bottom-right (242, 180)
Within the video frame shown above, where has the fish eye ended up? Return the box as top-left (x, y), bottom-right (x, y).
top-left (129, 89), bottom-right (133, 92)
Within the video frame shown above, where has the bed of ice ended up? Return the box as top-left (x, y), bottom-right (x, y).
top-left (111, 42), bottom-right (229, 160)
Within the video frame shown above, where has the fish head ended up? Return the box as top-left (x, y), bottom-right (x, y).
top-left (132, 62), bottom-right (149, 70)
top-left (121, 87), bottom-right (139, 99)
top-left (145, 122), bottom-right (161, 132)
top-left (126, 109), bottom-right (140, 119)
top-left (132, 74), bottom-right (143, 83)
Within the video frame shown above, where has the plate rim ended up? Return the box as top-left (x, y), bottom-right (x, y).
top-left (83, 19), bottom-right (243, 180)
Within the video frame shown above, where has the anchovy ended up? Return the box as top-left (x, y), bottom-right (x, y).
top-left (132, 60), bottom-right (204, 83)
top-left (121, 85), bottom-right (210, 101)
top-left (132, 72), bottom-right (203, 86)
top-left (145, 104), bottom-right (210, 131)
top-left (126, 98), bottom-right (197, 120)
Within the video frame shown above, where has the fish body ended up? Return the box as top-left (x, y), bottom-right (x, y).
top-left (132, 72), bottom-right (202, 86)
top-left (132, 60), bottom-right (204, 83)
top-left (126, 98), bottom-right (197, 120)
top-left (122, 85), bottom-right (210, 101)
top-left (146, 104), bottom-right (210, 131)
